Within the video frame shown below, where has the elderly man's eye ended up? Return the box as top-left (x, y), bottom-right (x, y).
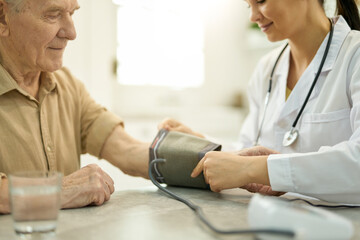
top-left (256, 0), bottom-right (266, 4)
top-left (43, 11), bottom-right (62, 20)
top-left (47, 14), bottom-right (61, 19)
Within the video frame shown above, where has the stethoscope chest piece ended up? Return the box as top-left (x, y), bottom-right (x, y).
top-left (253, 18), bottom-right (333, 148)
top-left (283, 128), bottom-right (299, 147)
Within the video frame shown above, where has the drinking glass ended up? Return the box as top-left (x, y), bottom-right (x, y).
top-left (9, 171), bottom-right (62, 239)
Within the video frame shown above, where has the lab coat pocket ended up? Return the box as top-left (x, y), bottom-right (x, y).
top-left (300, 108), bottom-right (351, 151)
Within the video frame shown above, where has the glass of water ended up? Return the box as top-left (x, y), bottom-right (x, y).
top-left (9, 171), bottom-right (62, 238)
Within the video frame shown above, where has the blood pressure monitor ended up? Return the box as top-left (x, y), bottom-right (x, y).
top-left (149, 129), bottom-right (221, 189)
top-left (248, 194), bottom-right (354, 240)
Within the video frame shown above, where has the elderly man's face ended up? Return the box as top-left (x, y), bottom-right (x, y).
top-left (6, 0), bottom-right (79, 73)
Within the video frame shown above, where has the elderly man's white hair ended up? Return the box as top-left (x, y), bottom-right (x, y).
top-left (5, 0), bottom-right (26, 13)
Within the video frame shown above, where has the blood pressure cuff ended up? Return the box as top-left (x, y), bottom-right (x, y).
top-left (149, 129), bottom-right (222, 189)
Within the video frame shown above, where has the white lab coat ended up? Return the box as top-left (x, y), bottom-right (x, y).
top-left (237, 16), bottom-right (360, 203)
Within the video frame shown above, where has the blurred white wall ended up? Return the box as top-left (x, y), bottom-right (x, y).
top-left (112, 0), bottom-right (276, 144)
top-left (63, 0), bottom-right (117, 108)
top-left (63, 0), bottom-right (277, 190)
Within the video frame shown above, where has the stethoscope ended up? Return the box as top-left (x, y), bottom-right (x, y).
top-left (254, 19), bottom-right (334, 147)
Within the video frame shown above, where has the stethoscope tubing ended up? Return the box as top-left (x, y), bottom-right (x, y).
top-left (254, 43), bottom-right (289, 146)
top-left (291, 20), bottom-right (334, 128)
top-left (254, 19), bottom-right (334, 147)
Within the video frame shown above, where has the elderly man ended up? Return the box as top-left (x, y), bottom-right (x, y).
top-left (0, 0), bottom-right (149, 214)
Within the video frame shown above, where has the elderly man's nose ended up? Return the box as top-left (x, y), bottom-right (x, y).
top-left (67, 23), bottom-right (77, 40)
top-left (59, 16), bottom-right (77, 40)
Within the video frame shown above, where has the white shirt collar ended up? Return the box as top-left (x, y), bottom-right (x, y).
top-left (312, 15), bottom-right (351, 74)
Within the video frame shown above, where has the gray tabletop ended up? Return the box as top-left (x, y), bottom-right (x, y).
top-left (1, 187), bottom-right (360, 240)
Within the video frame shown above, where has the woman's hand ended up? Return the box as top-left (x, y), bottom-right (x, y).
top-left (237, 146), bottom-right (285, 196)
top-left (158, 118), bottom-right (204, 138)
top-left (191, 151), bottom-right (269, 192)
top-left (236, 146), bottom-right (279, 156)
top-left (240, 183), bottom-right (285, 196)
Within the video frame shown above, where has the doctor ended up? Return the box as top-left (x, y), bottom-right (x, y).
top-left (159, 0), bottom-right (360, 203)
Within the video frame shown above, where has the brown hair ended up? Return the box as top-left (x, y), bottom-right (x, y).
top-left (320, 0), bottom-right (360, 30)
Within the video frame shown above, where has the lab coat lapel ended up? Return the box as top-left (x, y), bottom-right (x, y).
top-left (278, 58), bottom-right (320, 121)
top-left (271, 47), bottom-right (288, 109)
top-left (273, 46), bottom-right (309, 122)
top-left (277, 16), bottom-right (350, 122)
top-left (269, 47), bottom-right (288, 124)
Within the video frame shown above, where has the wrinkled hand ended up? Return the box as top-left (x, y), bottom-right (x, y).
top-left (61, 164), bottom-right (115, 209)
top-left (158, 118), bottom-right (204, 138)
top-left (237, 146), bottom-right (285, 196)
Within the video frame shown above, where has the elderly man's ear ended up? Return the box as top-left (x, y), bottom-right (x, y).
top-left (0, 1), bottom-right (10, 37)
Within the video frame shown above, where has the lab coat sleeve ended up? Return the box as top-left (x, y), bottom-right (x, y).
top-left (268, 49), bottom-right (360, 204)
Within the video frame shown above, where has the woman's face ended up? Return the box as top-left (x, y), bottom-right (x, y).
top-left (245, 0), bottom-right (308, 42)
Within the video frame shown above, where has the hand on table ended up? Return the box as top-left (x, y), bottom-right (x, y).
top-left (61, 164), bottom-right (115, 209)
